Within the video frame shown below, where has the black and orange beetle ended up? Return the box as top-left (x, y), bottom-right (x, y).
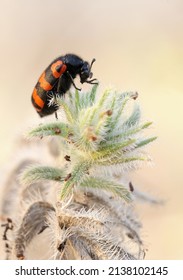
top-left (31, 54), bottom-right (98, 118)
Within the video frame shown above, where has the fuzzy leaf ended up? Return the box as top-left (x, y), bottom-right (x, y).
top-left (135, 137), bottom-right (157, 148)
top-left (123, 104), bottom-right (141, 128)
top-left (84, 88), bottom-right (110, 126)
top-left (93, 139), bottom-right (136, 159)
top-left (60, 161), bottom-right (91, 200)
top-left (89, 84), bottom-right (98, 104)
top-left (80, 176), bottom-right (131, 202)
top-left (97, 88), bottom-right (111, 109)
top-left (21, 165), bottom-right (66, 185)
top-left (109, 91), bottom-right (137, 131)
top-left (95, 111), bottom-right (112, 136)
top-left (58, 99), bottom-right (75, 123)
top-left (28, 122), bottom-right (70, 138)
top-left (141, 122), bottom-right (153, 129)
top-left (95, 155), bottom-right (147, 166)
top-left (74, 89), bottom-right (80, 113)
top-left (104, 122), bottom-right (153, 143)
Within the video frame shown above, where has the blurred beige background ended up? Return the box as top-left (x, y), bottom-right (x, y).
top-left (0, 0), bottom-right (183, 259)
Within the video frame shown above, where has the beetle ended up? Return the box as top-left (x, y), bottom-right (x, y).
top-left (31, 54), bottom-right (98, 118)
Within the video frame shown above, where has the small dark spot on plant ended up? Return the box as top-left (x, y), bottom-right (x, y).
top-left (64, 155), bottom-right (71, 161)
top-left (64, 173), bottom-right (72, 181)
top-left (54, 127), bottom-right (61, 134)
top-left (129, 182), bottom-right (134, 192)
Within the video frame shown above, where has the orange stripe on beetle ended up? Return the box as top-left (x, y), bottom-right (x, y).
top-left (51, 60), bottom-right (67, 78)
top-left (32, 88), bottom-right (44, 109)
top-left (38, 72), bottom-right (53, 91)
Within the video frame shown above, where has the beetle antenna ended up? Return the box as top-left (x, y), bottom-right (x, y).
top-left (85, 78), bottom-right (98, 85)
top-left (86, 59), bottom-right (98, 84)
top-left (90, 58), bottom-right (96, 71)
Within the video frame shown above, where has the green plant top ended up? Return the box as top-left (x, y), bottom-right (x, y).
top-left (22, 85), bottom-right (156, 201)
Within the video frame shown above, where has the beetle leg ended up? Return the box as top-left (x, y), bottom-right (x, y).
top-left (66, 71), bottom-right (82, 91)
top-left (85, 78), bottom-right (98, 85)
